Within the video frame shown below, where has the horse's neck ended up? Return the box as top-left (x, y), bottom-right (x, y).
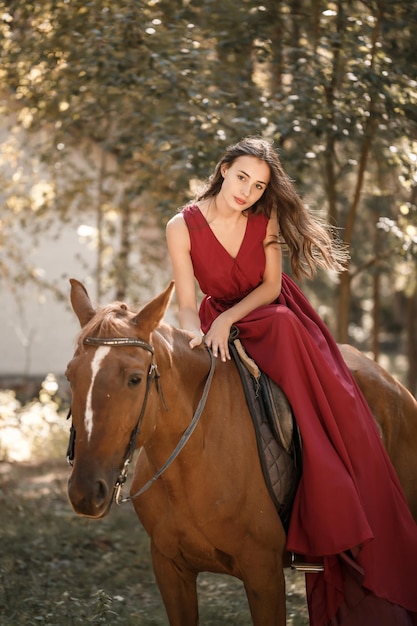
top-left (138, 331), bottom-right (212, 480)
top-left (153, 325), bottom-right (212, 417)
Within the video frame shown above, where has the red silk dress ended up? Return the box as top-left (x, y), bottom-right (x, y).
top-left (183, 205), bottom-right (417, 626)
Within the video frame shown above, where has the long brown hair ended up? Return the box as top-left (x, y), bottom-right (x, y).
top-left (197, 137), bottom-right (348, 279)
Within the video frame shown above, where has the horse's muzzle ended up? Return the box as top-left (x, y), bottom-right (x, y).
top-left (67, 469), bottom-right (115, 519)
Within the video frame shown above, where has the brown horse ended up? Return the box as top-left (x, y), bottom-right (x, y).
top-left (66, 279), bottom-right (417, 626)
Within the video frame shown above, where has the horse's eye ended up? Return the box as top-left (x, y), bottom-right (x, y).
top-left (128, 375), bottom-right (142, 388)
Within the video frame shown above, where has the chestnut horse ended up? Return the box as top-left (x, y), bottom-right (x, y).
top-left (66, 279), bottom-right (417, 626)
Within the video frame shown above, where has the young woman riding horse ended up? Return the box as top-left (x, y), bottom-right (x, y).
top-left (67, 278), bottom-right (417, 626)
top-left (165, 136), bottom-right (417, 624)
top-left (66, 137), bottom-right (417, 626)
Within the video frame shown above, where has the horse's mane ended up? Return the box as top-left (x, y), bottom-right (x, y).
top-left (76, 299), bottom-right (205, 367)
top-left (77, 301), bottom-right (137, 347)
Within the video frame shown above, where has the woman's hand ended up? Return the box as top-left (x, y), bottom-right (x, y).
top-left (203, 313), bottom-right (232, 362)
top-left (183, 328), bottom-right (204, 350)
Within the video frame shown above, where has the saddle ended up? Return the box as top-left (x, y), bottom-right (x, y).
top-left (229, 327), bottom-right (302, 532)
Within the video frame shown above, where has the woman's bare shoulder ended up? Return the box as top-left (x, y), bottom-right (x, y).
top-left (167, 211), bottom-right (193, 240)
top-left (166, 212), bottom-right (191, 252)
top-left (166, 211), bottom-right (185, 228)
top-left (166, 202), bottom-right (201, 227)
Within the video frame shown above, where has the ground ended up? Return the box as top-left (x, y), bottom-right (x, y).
top-left (0, 459), bottom-right (309, 625)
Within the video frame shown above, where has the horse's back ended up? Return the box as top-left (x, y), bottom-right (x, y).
top-left (339, 343), bottom-right (417, 520)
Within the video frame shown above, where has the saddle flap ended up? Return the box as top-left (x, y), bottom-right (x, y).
top-left (228, 330), bottom-right (302, 530)
top-left (232, 335), bottom-right (294, 454)
top-left (259, 373), bottom-right (294, 453)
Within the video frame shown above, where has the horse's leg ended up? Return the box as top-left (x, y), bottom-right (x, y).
top-left (151, 543), bottom-right (199, 626)
top-left (242, 553), bottom-right (287, 626)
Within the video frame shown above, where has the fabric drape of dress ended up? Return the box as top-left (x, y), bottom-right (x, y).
top-left (182, 204), bottom-right (417, 626)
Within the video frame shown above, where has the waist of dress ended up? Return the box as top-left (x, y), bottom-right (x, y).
top-left (208, 295), bottom-right (244, 308)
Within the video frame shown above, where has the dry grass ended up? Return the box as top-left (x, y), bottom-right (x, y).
top-left (0, 458), bottom-right (309, 625)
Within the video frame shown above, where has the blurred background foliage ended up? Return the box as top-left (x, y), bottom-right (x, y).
top-left (0, 0), bottom-right (416, 390)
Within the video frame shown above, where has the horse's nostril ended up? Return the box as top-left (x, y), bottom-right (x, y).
top-left (67, 474), bottom-right (113, 518)
top-left (95, 479), bottom-right (109, 507)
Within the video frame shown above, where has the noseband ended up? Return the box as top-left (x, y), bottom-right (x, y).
top-left (66, 336), bottom-right (215, 505)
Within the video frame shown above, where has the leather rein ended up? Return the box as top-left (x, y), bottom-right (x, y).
top-left (66, 336), bottom-right (215, 505)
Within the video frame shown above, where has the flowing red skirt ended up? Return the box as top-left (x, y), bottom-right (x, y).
top-left (199, 275), bottom-right (417, 625)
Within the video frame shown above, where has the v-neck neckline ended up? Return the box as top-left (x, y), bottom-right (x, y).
top-left (196, 205), bottom-right (249, 260)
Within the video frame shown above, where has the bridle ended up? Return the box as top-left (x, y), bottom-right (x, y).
top-left (66, 335), bottom-right (215, 505)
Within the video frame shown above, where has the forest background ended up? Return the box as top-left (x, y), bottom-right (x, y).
top-left (0, 2), bottom-right (416, 623)
top-left (0, 0), bottom-right (416, 392)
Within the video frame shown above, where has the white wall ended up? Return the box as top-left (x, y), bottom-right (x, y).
top-left (1, 221), bottom-right (95, 376)
top-left (0, 116), bottom-right (177, 379)
top-left (0, 216), bottom-right (176, 377)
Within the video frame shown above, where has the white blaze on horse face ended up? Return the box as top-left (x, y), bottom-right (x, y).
top-left (85, 346), bottom-right (111, 441)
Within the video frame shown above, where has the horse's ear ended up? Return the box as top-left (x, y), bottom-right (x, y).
top-left (69, 278), bottom-right (96, 328)
top-left (131, 281), bottom-right (175, 335)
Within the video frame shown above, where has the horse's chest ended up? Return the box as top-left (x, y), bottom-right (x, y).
top-left (147, 510), bottom-right (234, 572)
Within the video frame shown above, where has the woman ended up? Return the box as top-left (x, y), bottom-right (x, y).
top-left (166, 137), bottom-right (417, 625)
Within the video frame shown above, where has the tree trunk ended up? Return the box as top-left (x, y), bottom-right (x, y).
top-left (336, 5), bottom-right (381, 343)
top-left (372, 265), bottom-right (380, 362)
top-left (371, 213), bottom-right (383, 361)
top-left (269, 3), bottom-right (284, 90)
top-left (406, 287), bottom-right (417, 395)
top-left (114, 196), bottom-right (131, 301)
top-left (336, 120), bottom-right (377, 343)
top-left (323, 0), bottom-right (344, 227)
top-left (95, 148), bottom-right (107, 304)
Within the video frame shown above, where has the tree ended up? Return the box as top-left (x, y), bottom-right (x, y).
top-left (1, 0), bottom-right (416, 382)
top-left (255, 1), bottom-right (417, 347)
top-left (0, 0), bottom-right (268, 301)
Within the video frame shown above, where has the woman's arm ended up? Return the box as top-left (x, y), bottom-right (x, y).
top-left (166, 214), bottom-right (204, 348)
top-left (166, 212), bottom-right (282, 360)
top-left (204, 214), bottom-right (282, 361)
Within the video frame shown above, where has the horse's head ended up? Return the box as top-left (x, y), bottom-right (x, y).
top-left (65, 279), bottom-right (174, 518)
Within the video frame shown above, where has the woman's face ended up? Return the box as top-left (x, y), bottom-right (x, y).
top-left (220, 155), bottom-right (270, 212)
